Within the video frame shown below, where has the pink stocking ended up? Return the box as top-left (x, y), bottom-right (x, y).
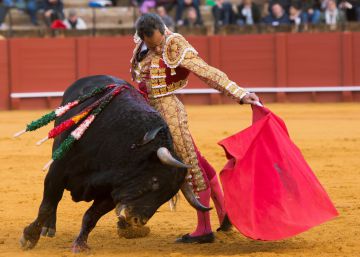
top-left (209, 175), bottom-right (226, 224)
top-left (190, 188), bottom-right (212, 237)
top-left (195, 146), bottom-right (227, 225)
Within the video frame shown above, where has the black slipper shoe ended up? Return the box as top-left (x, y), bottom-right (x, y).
top-left (216, 214), bottom-right (232, 232)
top-left (175, 233), bottom-right (215, 244)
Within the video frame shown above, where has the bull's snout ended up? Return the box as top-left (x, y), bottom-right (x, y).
top-left (117, 210), bottom-right (151, 239)
top-left (115, 204), bottom-right (148, 227)
top-left (129, 216), bottom-right (148, 226)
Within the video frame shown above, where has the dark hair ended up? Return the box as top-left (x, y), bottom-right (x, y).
top-left (135, 13), bottom-right (165, 40)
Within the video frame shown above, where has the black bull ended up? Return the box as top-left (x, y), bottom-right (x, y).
top-left (20, 75), bottom-right (210, 251)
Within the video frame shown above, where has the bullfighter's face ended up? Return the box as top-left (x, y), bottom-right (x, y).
top-left (144, 29), bottom-right (165, 56)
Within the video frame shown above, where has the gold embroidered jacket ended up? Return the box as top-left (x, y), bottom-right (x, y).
top-left (132, 33), bottom-right (248, 102)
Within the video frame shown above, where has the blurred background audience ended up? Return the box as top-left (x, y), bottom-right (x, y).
top-left (237, 0), bottom-right (261, 25)
top-left (63, 9), bottom-right (87, 29)
top-left (0, 0), bottom-right (360, 34)
top-left (43, 0), bottom-right (64, 27)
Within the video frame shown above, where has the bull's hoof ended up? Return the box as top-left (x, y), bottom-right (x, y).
top-left (41, 227), bottom-right (56, 237)
top-left (117, 225), bottom-right (150, 239)
top-left (71, 241), bottom-right (90, 253)
top-left (19, 233), bottom-right (38, 250)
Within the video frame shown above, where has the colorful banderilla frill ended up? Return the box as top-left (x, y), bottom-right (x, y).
top-left (13, 84), bottom-right (117, 138)
top-left (14, 84), bottom-right (129, 171)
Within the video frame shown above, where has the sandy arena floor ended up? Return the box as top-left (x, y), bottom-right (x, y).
top-left (0, 103), bottom-right (359, 257)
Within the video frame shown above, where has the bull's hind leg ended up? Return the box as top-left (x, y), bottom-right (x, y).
top-left (72, 198), bottom-right (115, 253)
top-left (20, 167), bottom-right (64, 250)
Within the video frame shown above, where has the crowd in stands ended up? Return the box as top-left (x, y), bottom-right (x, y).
top-left (141, 0), bottom-right (360, 30)
top-left (0, 0), bottom-right (87, 29)
top-left (0, 0), bottom-right (360, 32)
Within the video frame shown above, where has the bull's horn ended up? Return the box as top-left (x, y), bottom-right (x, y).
top-left (141, 126), bottom-right (163, 145)
top-left (181, 182), bottom-right (212, 212)
top-left (157, 147), bottom-right (190, 168)
top-left (115, 203), bottom-right (127, 218)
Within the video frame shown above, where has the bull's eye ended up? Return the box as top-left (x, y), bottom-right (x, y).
top-left (151, 177), bottom-right (160, 191)
top-left (152, 183), bottom-right (160, 191)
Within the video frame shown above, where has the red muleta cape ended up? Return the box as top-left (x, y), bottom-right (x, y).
top-left (218, 104), bottom-right (338, 241)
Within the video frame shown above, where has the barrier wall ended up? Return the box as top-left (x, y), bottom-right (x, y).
top-left (0, 40), bottom-right (9, 110)
top-left (1, 32), bottom-right (360, 109)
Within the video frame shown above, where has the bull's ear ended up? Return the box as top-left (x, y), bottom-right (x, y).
top-left (140, 126), bottom-right (163, 146)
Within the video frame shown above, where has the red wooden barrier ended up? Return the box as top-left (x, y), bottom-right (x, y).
top-left (353, 32), bottom-right (360, 101)
top-left (77, 36), bottom-right (133, 82)
top-left (3, 32), bottom-right (360, 109)
top-left (353, 33), bottom-right (360, 85)
top-left (9, 38), bottom-right (77, 109)
top-left (219, 34), bottom-right (276, 88)
top-left (10, 38), bottom-right (77, 92)
top-left (0, 40), bottom-right (10, 110)
top-left (287, 32), bottom-right (342, 87)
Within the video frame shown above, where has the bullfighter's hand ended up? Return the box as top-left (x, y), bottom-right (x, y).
top-left (241, 92), bottom-right (259, 105)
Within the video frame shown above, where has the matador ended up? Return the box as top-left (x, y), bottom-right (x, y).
top-left (130, 13), bottom-right (259, 243)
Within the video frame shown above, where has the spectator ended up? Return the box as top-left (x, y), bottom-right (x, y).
top-left (237, 0), bottom-right (261, 25)
top-left (139, 0), bottom-right (156, 14)
top-left (63, 9), bottom-right (87, 30)
top-left (268, 0), bottom-right (292, 14)
top-left (183, 6), bottom-right (202, 27)
top-left (156, 0), bottom-right (176, 13)
top-left (263, 3), bottom-right (291, 25)
top-left (0, 0), bottom-right (39, 27)
top-left (320, 0), bottom-right (346, 25)
top-left (156, 5), bottom-right (174, 30)
top-left (43, 0), bottom-right (64, 27)
top-left (291, 0), bottom-right (321, 24)
top-left (0, 0), bottom-right (9, 29)
top-left (338, 0), bottom-right (360, 21)
top-left (88, 0), bottom-right (112, 7)
top-left (26, 0), bottom-right (39, 25)
top-left (50, 18), bottom-right (65, 29)
top-left (175, 0), bottom-right (202, 26)
top-left (212, 0), bottom-right (236, 28)
top-left (289, 3), bottom-right (305, 24)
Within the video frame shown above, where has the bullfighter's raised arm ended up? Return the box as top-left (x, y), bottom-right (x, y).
top-left (162, 33), bottom-right (253, 103)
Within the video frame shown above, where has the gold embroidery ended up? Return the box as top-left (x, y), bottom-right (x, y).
top-left (150, 68), bottom-right (166, 77)
top-left (180, 51), bottom-right (247, 102)
top-left (163, 33), bottom-right (198, 69)
top-left (151, 77), bottom-right (166, 87)
top-left (151, 79), bottom-right (188, 98)
top-left (149, 95), bottom-right (207, 192)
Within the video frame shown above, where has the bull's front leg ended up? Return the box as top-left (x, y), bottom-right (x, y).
top-left (72, 198), bottom-right (115, 253)
top-left (20, 167), bottom-right (64, 250)
top-left (40, 210), bottom-right (57, 237)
